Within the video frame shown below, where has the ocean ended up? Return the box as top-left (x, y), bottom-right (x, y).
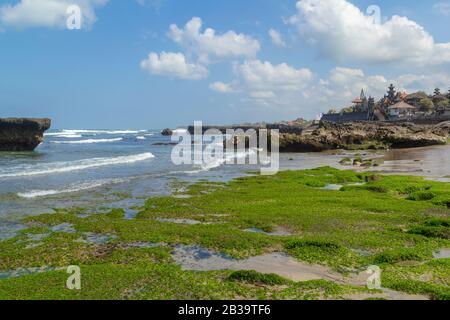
top-left (0, 129), bottom-right (256, 220)
top-left (1, 128), bottom-right (449, 240)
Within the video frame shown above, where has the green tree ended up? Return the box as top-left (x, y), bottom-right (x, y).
top-left (437, 100), bottom-right (449, 110)
top-left (341, 106), bottom-right (354, 113)
top-left (434, 88), bottom-right (441, 96)
top-left (387, 84), bottom-right (396, 102)
top-left (420, 98), bottom-right (435, 111)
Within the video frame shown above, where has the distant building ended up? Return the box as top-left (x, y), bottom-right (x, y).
top-left (352, 89), bottom-right (369, 112)
top-left (404, 92), bottom-right (428, 109)
top-left (321, 84), bottom-right (450, 124)
top-left (321, 88), bottom-right (373, 123)
top-left (397, 91), bottom-right (409, 101)
top-left (387, 101), bottom-right (416, 119)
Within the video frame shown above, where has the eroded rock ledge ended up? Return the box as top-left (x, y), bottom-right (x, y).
top-left (0, 118), bottom-right (51, 151)
top-left (280, 121), bottom-right (450, 152)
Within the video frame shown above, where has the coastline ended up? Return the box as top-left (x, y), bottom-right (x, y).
top-left (3, 0), bottom-right (450, 304)
top-left (0, 163), bottom-right (449, 299)
top-left (2, 143), bottom-right (450, 222)
top-left (0, 131), bottom-right (449, 300)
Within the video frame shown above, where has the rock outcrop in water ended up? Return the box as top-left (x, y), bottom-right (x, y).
top-left (0, 118), bottom-right (51, 151)
top-left (280, 121), bottom-right (449, 152)
top-left (161, 128), bottom-right (173, 136)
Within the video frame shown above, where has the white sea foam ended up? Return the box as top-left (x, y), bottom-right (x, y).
top-left (53, 138), bottom-right (123, 144)
top-left (173, 128), bottom-right (188, 134)
top-left (17, 178), bottom-right (126, 199)
top-left (181, 149), bottom-right (257, 174)
top-left (44, 133), bottom-right (82, 138)
top-left (0, 153), bottom-right (155, 178)
top-left (201, 149), bottom-right (256, 170)
top-left (61, 129), bottom-right (142, 135)
top-left (136, 136), bottom-right (146, 140)
top-left (57, 134), bottom-right (83, 138)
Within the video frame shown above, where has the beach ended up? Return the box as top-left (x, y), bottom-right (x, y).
top-left (0, 130), bottom-right (449, 300)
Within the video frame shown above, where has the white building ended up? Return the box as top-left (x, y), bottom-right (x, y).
top-left (387, 101), bottom-right (416, 119)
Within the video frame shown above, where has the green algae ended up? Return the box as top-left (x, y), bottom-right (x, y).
top-left (0, 167), bottom-right (449, 300)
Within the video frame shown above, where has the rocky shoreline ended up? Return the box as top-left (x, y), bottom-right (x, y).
top-left (0, 118), bottom-right (51, 152)
top-left (180, 120), bottom-right (450, 153)
top-left (279, 121), bottom-right (450, 152)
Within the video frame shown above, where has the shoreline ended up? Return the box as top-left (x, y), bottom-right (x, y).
top-left (1, 144), bottom-right (450, 221)
top-left (0, 166), bottom-right (449, 300)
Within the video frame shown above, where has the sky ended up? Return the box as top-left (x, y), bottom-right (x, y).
top-left (0, 0), bottom-right (450, 129)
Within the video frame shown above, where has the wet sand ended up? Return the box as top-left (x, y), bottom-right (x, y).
top-left (280, 144), bottom-right (450, 180)
top-left (171, 245), bottom-right (430, 300)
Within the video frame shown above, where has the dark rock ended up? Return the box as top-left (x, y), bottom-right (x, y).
top-left (152, 142), bottom-right (178, 146)
top-left (187, 124), bottom-right (304, 135)
top-left (0, 118), bottom-right (51, 152)
top-left (161, 128), bottom-right (173, 136)
top-left (279, 121), bottom-right (448, 153)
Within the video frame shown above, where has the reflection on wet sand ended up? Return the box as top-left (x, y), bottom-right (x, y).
top-left (281, 144), bottom-right (450, 180)
top-left (372, 145), bottom-right (450, 178)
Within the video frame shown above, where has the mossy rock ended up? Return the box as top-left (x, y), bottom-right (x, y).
top-left (339, 157), bottom-right (352, 166)
top-left (228, 270), bottom-right (290, 286)
top-left (407, 191), bottom-right (436, 201)
top-left (408, 225), bottom-right (450, 240)
top-left (373, 249), bottom-right (425, 264)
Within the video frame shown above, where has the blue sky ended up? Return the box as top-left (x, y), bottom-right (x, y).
top-left (1, 0), bottom-right (450, 129)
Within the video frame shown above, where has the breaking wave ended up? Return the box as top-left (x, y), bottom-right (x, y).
top-left (180, 149), bottom-right (257, 174)
top-left (203, 149), bottom-right (256, 170)
top-left (60, 129), bottom-right (144, 135)
top-left (17, 178), bottom-right (126, 198)
top-left (53, 138), bottom-right (123, 144)
top-left (44, 133), bottom-right (82, 138)
top-left (0, 153), bottom-right (155, 178)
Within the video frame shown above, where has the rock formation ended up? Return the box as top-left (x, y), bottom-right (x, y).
top-left (279, 121), bottom-right (449, 152)
top-left (161, 128), bottom-right (173, 136)
top-left (0, 118), bottom-right (51, 151)
top-left (432, 121), bottom-right (450, 136)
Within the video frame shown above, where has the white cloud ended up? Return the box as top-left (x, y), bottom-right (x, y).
top-left (316, 67), bottom-right (450, 113)
top-left (396, 73), bottom-right (450, 93)
top-left (316, 67), bottom-right (390, 108)
top-left (433, 2), bottom-right (450, 16)
top-left (140, 52), bottom-right (208, 80)
top-left (209, 82), bottom-right (235, 93)
top-left (168, 17), bottom-right (261, 63)
top-left (249, 91), bottom-right (276, 99)
top-left (141, 16), bottom-right (262, 81)
top-left (238, 60), bottom-right (314, 91)
top-left (288, 0), bottom-right (450, 65)
top-left (268, 28), bottom-right (286, 48)
top-left (212, 60), bottom-right (450, 118)
top-left (211, 59), bottom-right (315, 113)
top-left (433, 43), bottom-right (450, 65)
top-left (0, 0), bottom-right (108, 30)
top-left (135, 0), bottom-right (165, 11)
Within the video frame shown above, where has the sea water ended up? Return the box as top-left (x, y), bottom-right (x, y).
top-left (0, 128), bottom-right (449, 240)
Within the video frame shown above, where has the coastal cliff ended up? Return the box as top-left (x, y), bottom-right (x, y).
top-left (279, 121), bottom-right (450, 152)
top-left (0, 118), bottom-right (51, 151)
